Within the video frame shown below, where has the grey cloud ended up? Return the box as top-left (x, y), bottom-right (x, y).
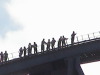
top-left (0, 1), bottom-right (22, 37)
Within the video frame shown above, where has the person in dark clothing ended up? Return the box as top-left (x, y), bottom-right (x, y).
top-left (4, 51), bottom-right (8, 62)
top-left (33, 42), bottom-right (38, 54)
top-left (0, 52), bottom-right (3, 62)
top-left (19, 47), bottom-right (23, 57)
top-left (23, 46), bottom-right (27, 57)
top-left (0, 52), bottom-right (1, 62)
top-left (58, 36), bottom-right (62, 49)
top-left (51, 38), bottom-right (56, 50)
top-left (71, 31), bottom-right (76, 45)
top-left (28, 43), bottom-right (32, 55)
top-left (41, 39), bottom-right (46, 52)
top-left (62, 36), bottom-right (68, 47)
top-left (46, 39), bottom-right (51, 51)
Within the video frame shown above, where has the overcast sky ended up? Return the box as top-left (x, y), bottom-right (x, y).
top-left (1, 0), bottom-right (100, 74)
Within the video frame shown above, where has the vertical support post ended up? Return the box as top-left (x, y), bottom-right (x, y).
top-left (88, 34), bottom-right (90, 40)
top-left (75, 56), bottom-right (84, 75)
top-left (64, 56), bottom-right (84, 75)
top-left (99, 31), bottom-right (100, 34)
top-left (81, 35), bottom-right (83, 41)
top-left (76, 37), bottom-right (79, 44)
top-left (99, 31), bottom-right (100, 38)
top-left (11, 53), bottom-right (13, 59)
top-left (93, 33), bottom-right (95, 39)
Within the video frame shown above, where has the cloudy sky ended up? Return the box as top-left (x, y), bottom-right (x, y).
top-left (1, 0), bottom-right (100, 74)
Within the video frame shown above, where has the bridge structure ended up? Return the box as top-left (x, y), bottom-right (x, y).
top-left (0, 32), bottom-right (100, 75)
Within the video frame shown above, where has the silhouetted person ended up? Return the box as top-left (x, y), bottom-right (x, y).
top-left (23, 46), bottom-right (27, 56)
top-left (58, 36), bottom-right (62, 49)
top-left (4, 51), bottom-right (8, 62)
top-left (0, 53), bottom-right (1, 62)
top-left (41, 39), bottom-right (46, 52)
top-left (71, 31), bottom-right (76, 45)
top-left (19, 47), bottom-right (23, 57)
top-left (33, 42), bottom-right (37, 54)
top-left (51, 38), bottom-right (56, 50)
top-left (46, 39), bottom-right (51, 51)
top-left (0, 52), bottom-right (3, 62)
top-left (62, 36), bottom-right (68, 47)
top-left (28, 43), bottom-right (32, 55)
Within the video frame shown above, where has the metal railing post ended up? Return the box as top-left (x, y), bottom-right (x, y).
top-left (99, 31), bottom-right (100, 37)
top-left (81, 35), bottom-right (84, 41)
top-left (88, 34), bottom-right (90, 40)
top-left (93, 33), bottom-right (95, 39)
top-left (99, 31), bottom-right (100, 34)
top-left (11, 53), bottom-right (13, 59)
top-left (77, 37), bottom-right (79, 43)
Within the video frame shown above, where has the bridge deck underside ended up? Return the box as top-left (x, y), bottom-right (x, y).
top-left (81, 50), bottom-right (100, 64)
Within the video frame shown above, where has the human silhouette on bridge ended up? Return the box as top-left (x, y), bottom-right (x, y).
top-left (51, 38), bottom-right (56, 50)
top-left (33, 42), bottom-right (38, 54)
top-left (46, 39), bottom-right (51, 51)
top-left (58, 36), bottom-right (62, 49)
top-left (4, 51), bottom-right (8, 62)
top-left (62, 36), bottom-right (68, 47)
top-left (23, 46), bottom-right (27, 57)
top-left (41, 39), bottom-right (46, 52)
top-left (0, 52), bottom-right (3, 62)
top-left (71, 31), bottom-right (76, 45)
top-left (19, 47), bottom-right (23, 57)
top-left (28, 43), bottom-right (32, 55)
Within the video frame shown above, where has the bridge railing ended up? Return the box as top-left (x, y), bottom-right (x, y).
top-left (6, 31), bottom-right (100, 61)
top-left (8, 52), bottom-right (19, 60)
top-left (74, 31), bottom-right (100, 43)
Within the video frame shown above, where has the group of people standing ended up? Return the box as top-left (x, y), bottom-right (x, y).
top-left (19, 31), bottom-right (76, 57)
top-left (19, 42), bottom-right (37, 57)
top-left (41, 38), bottom-right (56, 52)
top-left (0, 31), bottom-right (76, 62)
top-left (0, 51), bottom-right (8, 62)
